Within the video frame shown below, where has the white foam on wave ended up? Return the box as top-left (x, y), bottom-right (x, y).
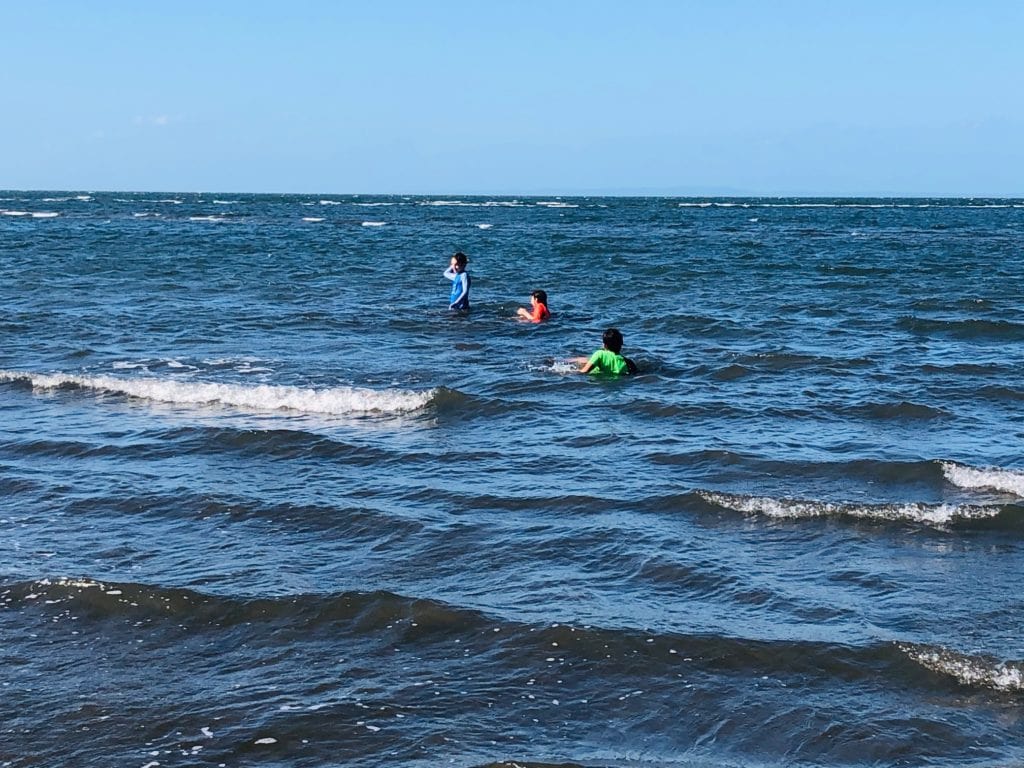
top-left (212, 200), bottom-right (237, 205)
top-left (319, 200), bottom-right (343, 206)
top-left (353, 202), bottom-right (397, 207)
top-left (302, 217), bottom-right (325, 223)
top-left (900, 644), bottom-right (1024, 691)
top-left (536, 201), bottom-right (579, 208)
top-left (0, 370), bottom-right (435, 416)
top-left (189, 215), bottom-right (226, 223)
top-left (133, 212), bottom-right (162, 218)
top-left (361, 221), bottom-right (386, 227)
top-left (700, 491), bottom-right (999, 526)
top-left (1, 209), bottom-right (58, 218)
top-left (549, 361), bottom-right (578, 375)
top-left (941, 461), bottom-right (1024, 497)
top-left (39, 577), bottom-right (104, 589)
top-left (477, 223), bottom-right (493, 229)
top-left (418, 200), bottom-right (523, 208)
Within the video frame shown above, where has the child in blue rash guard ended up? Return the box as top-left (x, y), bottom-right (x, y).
top-left (443, 251), bottom-right (471, 311)
top-left (577, 328), bottom-right (637, 375)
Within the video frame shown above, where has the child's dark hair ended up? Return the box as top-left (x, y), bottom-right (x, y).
top-left (602, 327), bottom-right (624, 354)
top-left (452, 251), bottom-right (468, 268)
top-left (531, 289), bottom-right (548, 305)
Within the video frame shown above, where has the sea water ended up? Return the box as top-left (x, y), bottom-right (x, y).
top-left (1, 192), bottom-right (1023, 767)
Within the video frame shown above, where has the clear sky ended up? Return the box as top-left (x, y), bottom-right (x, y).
top-left (3, 1), bottom-right (1021, 195)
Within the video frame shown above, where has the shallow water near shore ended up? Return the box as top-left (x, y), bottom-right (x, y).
top-left (2, 192), bottom-right (1023, 767)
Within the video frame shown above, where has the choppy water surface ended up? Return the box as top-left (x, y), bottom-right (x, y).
top-left (2, 192), bottom-right (1023, 767)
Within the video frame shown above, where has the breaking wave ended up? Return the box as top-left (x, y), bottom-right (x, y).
top-left (900, 643), bottom-right (1024, 692)
top-left (699, 491), bottom-right (1005, 527)
top-left (942, 461), bottom-right (1024, 498)
top-left (0, 370), bottom-right (435, 416)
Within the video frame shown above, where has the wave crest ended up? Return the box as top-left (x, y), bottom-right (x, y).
top-left (900, 643), bottom-right (1024, 692)
top-left (0, 370), bottom-right (434, 415)
top-left (942, 461), bottom-right (1024, 498)
top-left (699, 491), bottom-right (1001, 526)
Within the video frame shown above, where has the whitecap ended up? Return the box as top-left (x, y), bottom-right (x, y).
top-left (531, 360), bottom-right (578, 375)
top-left (2, 211), bottom-right (30, 217)
top-left (361, 221), bottom-right (386, 227)
top-left (477, 224), bottom-right (493, 229)
top-left (941, 461), bottom-right (1024, 497)
top-left (31, 212), bottom-right (59, 218)
top-left (900, 643), bottom-right (1024, 691)
top-left (302, 217), bottom-right (325, 223)
top-left (188, 216), bottom-right (225, 222)
top-left (0, 369), bottom-right (435, 416)
top-left (699, 491), bottom-right (999, 526)
top-left (353, 202), bottom-right (397, 207)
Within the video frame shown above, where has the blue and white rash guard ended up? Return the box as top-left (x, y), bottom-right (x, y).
top-left (444, 267), bottom-right (471, 311)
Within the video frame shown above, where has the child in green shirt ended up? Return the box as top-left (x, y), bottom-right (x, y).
top-left (577, 328), bottom-right (637, 375)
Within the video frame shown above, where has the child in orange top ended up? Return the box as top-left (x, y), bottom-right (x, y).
top-left (516, 289), bottom-right (551, 323)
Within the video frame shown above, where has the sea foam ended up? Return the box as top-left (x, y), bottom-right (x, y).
top-left (700, 491), bottom-right (1000, 526)
top-left (900, 643), bottom-right (1024, 692)
top-left (0, 370), bottom-right (434, 416)
top-left (941, 462), bottom-right (1024, 497)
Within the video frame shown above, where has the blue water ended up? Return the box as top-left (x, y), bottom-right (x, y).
top-left (2, 192), bottom-right (1023, 767)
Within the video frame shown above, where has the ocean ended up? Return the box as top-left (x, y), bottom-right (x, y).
top-left (1, 192), bottom-right (1022, 767)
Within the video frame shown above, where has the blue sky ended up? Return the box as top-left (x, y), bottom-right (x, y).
top-left (3, 2), bottom-right (1021, 195)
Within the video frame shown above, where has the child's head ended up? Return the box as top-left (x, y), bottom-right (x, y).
top-left (531, 289), bottom-right (548, 306)
top-left (451, 251), bottom-right (468, 271)
top-left (602, 327), bottom-right (624, 354)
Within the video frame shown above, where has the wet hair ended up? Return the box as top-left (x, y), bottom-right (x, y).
top-left (602, 327), bottom-right (624, 354)
top-left (452, 251), bottom-right (468, 268)
top-left (531, 289), bottom-right (548, 305)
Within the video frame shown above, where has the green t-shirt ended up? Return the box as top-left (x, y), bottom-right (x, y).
top-left (587, 348), bottom-right (629, 375)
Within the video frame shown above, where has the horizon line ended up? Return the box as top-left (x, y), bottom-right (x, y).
top-left (4, 187), bottom-right (1023, 199)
